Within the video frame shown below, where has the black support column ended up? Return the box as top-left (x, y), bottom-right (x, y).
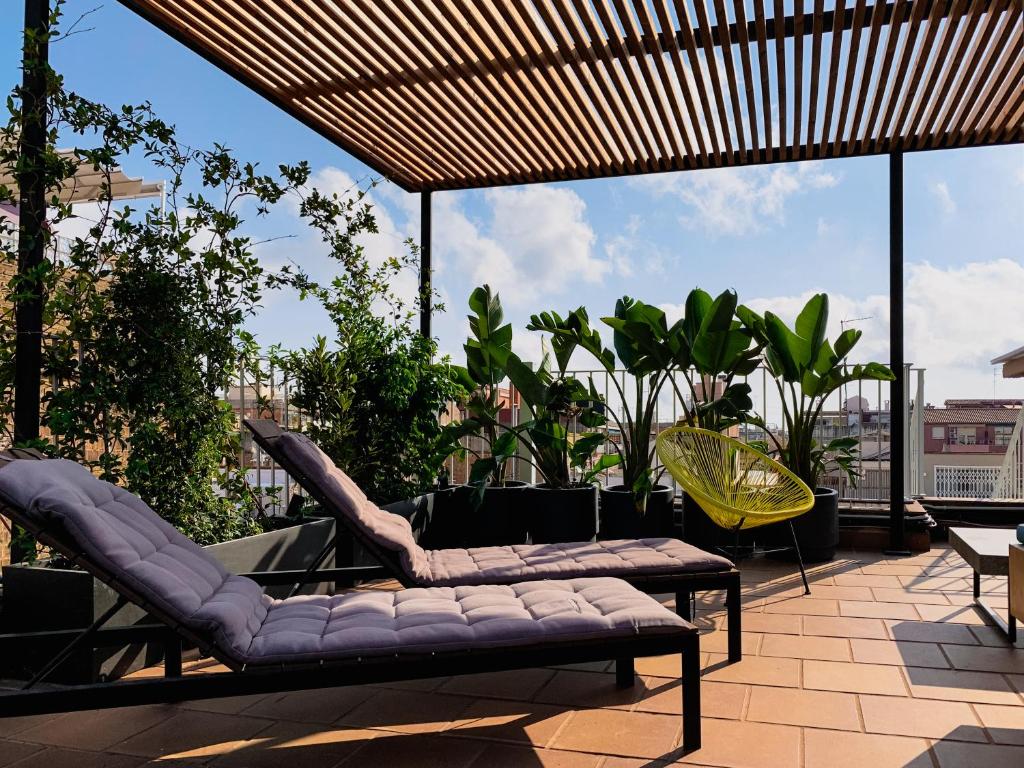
top-left (419, 190), bottom-right (432, 338)
top-left (13, 0), bottom-right (49, 447)
top-left (887, 152), bottom-right (908, 555)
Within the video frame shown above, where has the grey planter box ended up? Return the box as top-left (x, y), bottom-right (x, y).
top-left (0, 517), bottom-right (337, 684)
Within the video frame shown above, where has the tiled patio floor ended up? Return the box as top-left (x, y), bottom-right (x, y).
top-left (1, 545), bottom-right (1022, 767)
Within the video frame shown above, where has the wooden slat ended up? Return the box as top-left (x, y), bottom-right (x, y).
top-left (873, 0), bottom-right (931, 150)
top-left (792, 0), bottom-right (806, 155)
top-left (846, 0), bottom-right (890, 152)
top-left (831, 0), bottom-right (869, 155)
top-left (692, 0), bottom-right (739, 158)
top-left (958, 23), bottom-right (1024, 142)
top-left (671, 0), bottom-right (729, 160)
top-left (711, 0), bottom-right (750, 160)
top-left (819, 0), bottom-right (851, 157)
top-left (773, 0), bottom-right (788, 158)
top-left (752, 1), bottom-right (774, 157)
top-left (805, 0), bottom-right (826, 158)
top-left (858, 0), bottom-right (910, 153)
top-left (652, 0), bottom-right (712, 160)
top-left (732, 0), bottom-right (762, 160)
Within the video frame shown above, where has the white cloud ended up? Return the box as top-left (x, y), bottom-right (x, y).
top-left (738, 258), bottom-right (1024, 403)
top-left (816, 217), bottom-right (831, 236)
top-left (433, 185), bottom-right (616, 306)
top-left (630, 161), bottom-right (840, 237)
top-left (930, 180), bottom-right (957, 215)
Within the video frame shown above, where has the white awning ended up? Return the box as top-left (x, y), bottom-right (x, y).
top-left (0, 148), bottom-right (164, 204)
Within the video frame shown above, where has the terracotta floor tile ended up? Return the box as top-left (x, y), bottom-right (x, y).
top-left (798, 584), bottom-right (875, 601)
top-left (914, 604), bottom-right (990, 625)
top-left (763, 598), bottom-right (839, 616)
top-left (859, 564), bottom-right (928, 577)
top-left (601, 757), bottom-right (672, 768)
top-left (551, 710), bottom-right (680, 760)
top-left (209, 722), bottom-right (376, 768)
top-left (697, 629), bottom-right (761, 656)
top-left (942, 644), bottom-right (1024, 674)
top-left (178, 693), bottom-right (270, 715)
top-left (904, 667), bottom-right (1022, 705)
top-left (885, 619), bottom-right (979, 644)
top-left (634, 655), bottom-right (688, 678)
top-left (0, 747), bottom-right (145, 768)
top-left (746, 686), bottom-right (860, 730)
top-left (803, 615), bottom-right (888, 639)
top-left (674, 718), bottom-right (801, 768)
top-left (803, 660), bottom-right (907, 696)
top-left (244, 686), bottom-right (377, 724)
top-left (834, 573), bottom-right (905, 588)
top-left (759, 633), bottom-right (851, 661)
top-left (898, 574), bottom-right (972, 591)
top-left (451, 699), bottom-right (572, 747)
top-left (850, 639), bottom-right (950, 668)
top-left (12, 705), bottom-right (175, 751)
top-left (932, 741), bottom-right (1024, 768)
top-left (803, 728), bottom-right (932, 768)
top-left (370, 676), bottom-right (450, 692)
top-left (973, 703), bottom-right (1024, 745)
top-left (871, 587), bottom-right (951, 605)
top-left (839, 600), bottom-right (920, 620)
top-left (0, 714), bottom-right (61, 739)
top-left (337, 689), bottom-right (476, 734)
top-left (732, 613), bottom-right (801, 635)
top-left (467, 743), bottom-right (602, 767)
top-left (108, 710), bottom-right (274, 760)
top-left (440, 669), bottom-right (557, 701)
top-left (701, 655), bottom-right (801, 688)
top-left (534, 671), bottom-right (650, 709)
top-left (337, 733), bottom-right (486, 768)
top-left (635, 679), bottom-right (746, 720)
top-left (0, 740), bottom-right (42, 768)
top-left (859, 694), bottom-right (986, 741)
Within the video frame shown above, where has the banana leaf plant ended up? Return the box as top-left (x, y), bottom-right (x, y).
top-left (736, 293), bottom-right (895, 489)
top-left (528, 289), bottom-right (761, 512)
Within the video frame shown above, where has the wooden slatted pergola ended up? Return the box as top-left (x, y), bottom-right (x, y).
top-left (116, 0), bottom-right (1022, 192)
top-left (13, 0), bottom-right (1024, 551)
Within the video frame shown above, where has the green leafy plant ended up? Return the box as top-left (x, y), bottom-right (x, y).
top-left (737, 293), bottom-right (895, 489)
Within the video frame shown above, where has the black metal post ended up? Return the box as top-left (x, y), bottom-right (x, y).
top-left (887, 152), bottom-right (908, 555)
top-left (14, 0), bottom-right (49, 447)
top-left (419, 190), bottom-right (432, 338)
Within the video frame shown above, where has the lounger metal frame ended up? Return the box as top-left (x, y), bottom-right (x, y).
top-left (0, 449), bottom-right (702, 752)
top-left (245, 418), bottom-right (743, 663)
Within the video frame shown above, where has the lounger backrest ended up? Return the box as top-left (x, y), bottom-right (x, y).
top-left (0, 458), bottom-right (268, 668)
top-left (272, 431), bottom-right (431, 582)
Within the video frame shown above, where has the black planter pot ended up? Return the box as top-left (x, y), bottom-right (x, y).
top-left (526, 484), bottom-right (599, 544)
top-left (681, 492), bottom-right (755, 554)
top-left (599, 484), bottom-right (675, 539)
top-left (763, 487), bottom-right (840, 563)
top-left (429, 481), bottom-right (531, 547)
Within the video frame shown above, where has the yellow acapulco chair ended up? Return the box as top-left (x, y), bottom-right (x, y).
top-left (657, 426), bottom-right (816, 594)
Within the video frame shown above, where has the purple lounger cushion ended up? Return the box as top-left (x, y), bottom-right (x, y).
top-left (0, 459), bottom-right (690, 668)
top-left (274, 431), bottom-right (733, 587)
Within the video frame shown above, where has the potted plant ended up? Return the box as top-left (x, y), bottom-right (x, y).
top-left (442, 285), bottom-right (530, 546)
top-left (529, 289), bottom-right (760, 539)
top-left (737, 293), bottom-right (895, 561)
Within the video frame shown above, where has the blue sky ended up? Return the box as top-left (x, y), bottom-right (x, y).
top-left (3, 2), bottom-right (1023, 407)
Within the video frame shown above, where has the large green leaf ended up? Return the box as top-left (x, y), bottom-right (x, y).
top-left (794, 293), bottom-right (829, 363)
top-left (763, 312), bottom-right (806, 381)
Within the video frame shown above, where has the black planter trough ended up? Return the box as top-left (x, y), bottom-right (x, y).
top-left (422, 481), bottom-right (530, 548)
top-left (599, 484), bottom-right (675, 540)
top-left (762, 487), bottom-right (840, 563)
top-left (525, 484), bottom-right (599, 544)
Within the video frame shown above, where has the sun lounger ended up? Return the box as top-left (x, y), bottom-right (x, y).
top-left (245, 419), bottom-right (742, 663)
top-left (0, 450), bottom-right (702, 751)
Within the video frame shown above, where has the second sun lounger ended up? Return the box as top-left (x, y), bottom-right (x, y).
top-left (246, 418), bottom-right (742, 662)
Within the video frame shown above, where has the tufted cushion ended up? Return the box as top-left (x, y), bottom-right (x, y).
top-left (275, 432), bottom-right (431, 580)
top-left (0, 459), bottom-right (269, 661)
top-left (243, 577), bottom-right (689, 665)
top-left (423, 539), bottom-right (733, 586)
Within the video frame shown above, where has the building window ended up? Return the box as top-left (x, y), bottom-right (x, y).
top-left (931, 426), bottom-right (944, 440)
top-left (949, 426), bottom-right (977, 445)
top-left (995, 425), bottom-right (1014, 447)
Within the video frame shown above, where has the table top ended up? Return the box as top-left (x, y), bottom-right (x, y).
top-left (949, 527), bottom-right (1017, 575)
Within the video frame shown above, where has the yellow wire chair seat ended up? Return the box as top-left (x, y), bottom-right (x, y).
top-left (656, 426), bottom-right (816, 593)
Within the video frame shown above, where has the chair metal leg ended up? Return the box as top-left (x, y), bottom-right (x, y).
top-left (681, 633), bottom-right (702, 752)
top-left (788, 521), bottom-right (811, 595)
top-left (615, 657), bottom-right (635, 688)
top-left (726, 573), bottom-right (742, 663)
top-left (676, 589), bottom-right (693, 622)
top-left (164, 635), bottom-right (182, 678)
